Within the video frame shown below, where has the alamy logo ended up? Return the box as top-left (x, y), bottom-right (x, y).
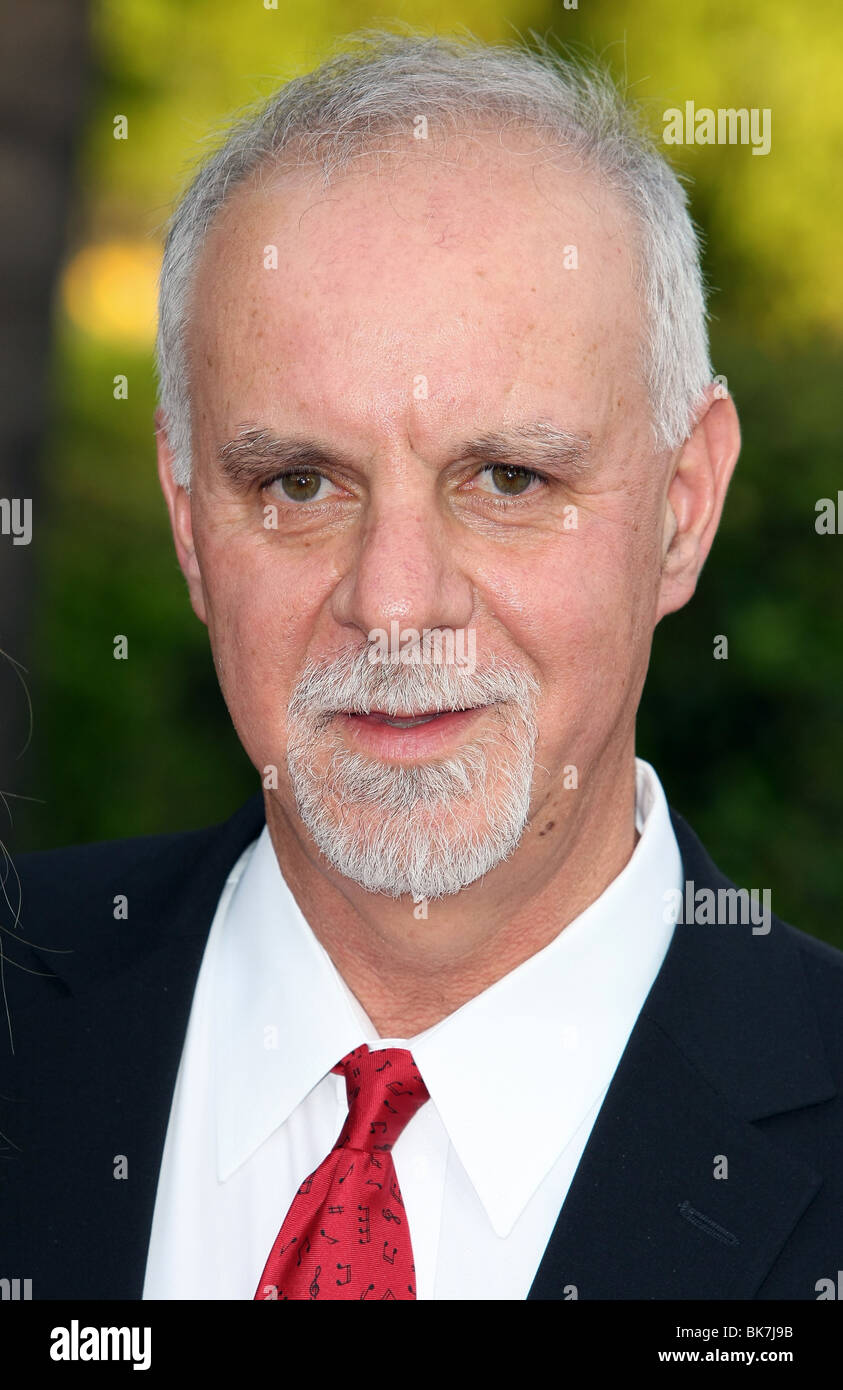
top-left (1, 1277), bottom-right (32, 1299)
top-left (50, 1321), bottom-right (151, 1372)
top-left (662, 102), bottom-right (772, 156)
top-left (368, 621), bottom-right (476, 673)
top-left (0, 497), bottom-right (32, 545)
top-left (663, 881), bottom-right (771, 934)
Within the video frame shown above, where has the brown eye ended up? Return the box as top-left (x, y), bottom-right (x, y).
top-left (280, 471), bottom-right (323, 501)
top-left (488, 465), bottom-right (534, 495)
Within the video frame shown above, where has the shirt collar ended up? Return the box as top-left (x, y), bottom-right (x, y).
top-left (213, 832), bottom-right (375, 1182)
top-left (214, 758), bottom-right (681, 1235)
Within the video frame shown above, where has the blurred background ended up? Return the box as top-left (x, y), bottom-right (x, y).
top-left (2, 0), bottom-right (841, 946)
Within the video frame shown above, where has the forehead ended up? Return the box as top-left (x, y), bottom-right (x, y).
top-left (187, 134), bottom-right (649, 454)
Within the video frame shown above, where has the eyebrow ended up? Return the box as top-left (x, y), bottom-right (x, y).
top-left (463, 422), bottom-right (591, 477)
top-left (216, 420), bottom-right (592, 489)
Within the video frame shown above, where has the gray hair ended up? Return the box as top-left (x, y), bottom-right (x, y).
top-left (155, 28), bottom-right (714, 489)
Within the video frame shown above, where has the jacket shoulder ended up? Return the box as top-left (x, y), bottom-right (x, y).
top-left (5, 819), bottom-right (229, 905)
top-left (783, 918), bottom-right (843, 974)
top-left (2, 815), bottom-right (241, 935)
top-left (782, 919), bottom-right (843, 1065)
top-left (0, 795), bottom-right (266, 1005)
top-left (670, 802), bottom-right (843, 1072)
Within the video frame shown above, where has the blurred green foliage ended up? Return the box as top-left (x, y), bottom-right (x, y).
top-left (15, 0), bottom-right (843, 949)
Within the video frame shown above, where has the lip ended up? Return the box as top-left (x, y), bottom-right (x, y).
top-left (337, 706), bottom-right (488, 760)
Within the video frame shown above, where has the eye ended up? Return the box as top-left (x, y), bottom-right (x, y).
top-left (266, 470), bottom-right (340, 503)
top-left (475, 464), bottom-right (545, 498)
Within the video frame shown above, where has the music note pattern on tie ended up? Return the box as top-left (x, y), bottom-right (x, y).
top-left (254, 1045), bottom-right (430, 1301)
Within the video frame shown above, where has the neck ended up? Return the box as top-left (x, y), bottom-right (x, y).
top-left (264, 750), bottom-right (639, 1038)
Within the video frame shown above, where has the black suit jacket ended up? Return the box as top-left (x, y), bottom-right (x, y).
top-left (2, 795), bottom-right (842, 1300)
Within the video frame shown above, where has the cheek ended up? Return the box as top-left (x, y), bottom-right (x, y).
top-left (476, 525), bottom-right (659, 714)
top-left (195, 538), bottom-right (327, 760)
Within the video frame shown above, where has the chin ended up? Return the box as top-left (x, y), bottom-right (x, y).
top-left (287, 735), bottom-right (536, 900)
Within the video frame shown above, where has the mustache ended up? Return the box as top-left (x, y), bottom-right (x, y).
top-left (286, 644), bottom-right (540, 724)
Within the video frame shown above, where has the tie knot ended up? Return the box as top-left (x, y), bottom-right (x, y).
top-left (331, 1045), bottom-right (429, 1154)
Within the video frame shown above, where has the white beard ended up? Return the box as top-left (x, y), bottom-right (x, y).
top-left (285, 646), bottom-right (540, 899)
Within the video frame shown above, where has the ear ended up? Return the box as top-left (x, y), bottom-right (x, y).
top-left (155, 409), bottom-right (208, 626)
top-left (656, 388), bottom-right (741, 622)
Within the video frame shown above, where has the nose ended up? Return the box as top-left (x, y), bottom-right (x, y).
top-left (329, 462), bottom-right (475, 647)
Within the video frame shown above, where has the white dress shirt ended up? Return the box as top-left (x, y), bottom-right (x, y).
top-left (143, 757), bottom-right (682, 1300)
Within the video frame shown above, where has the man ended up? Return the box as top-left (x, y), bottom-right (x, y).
top-left (2, 30), bottom-right (841, 1302)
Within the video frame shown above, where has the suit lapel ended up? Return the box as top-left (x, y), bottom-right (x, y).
top-left (527, 810), bottom-right (834, 1299)
top-left (527, 1013), bottom-right (823, 1299)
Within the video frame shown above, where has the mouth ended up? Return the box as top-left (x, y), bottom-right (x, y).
top-left (351, 707), bottom-right (476, 728)
top-left (335, 704), bottom-right (489, 758)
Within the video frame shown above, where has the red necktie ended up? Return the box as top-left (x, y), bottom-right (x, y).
top-left (254, 1044), bottom-right (430, 1300)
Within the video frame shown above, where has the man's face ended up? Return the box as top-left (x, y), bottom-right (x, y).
top-left (163, 136), bottom-right (678, 899)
